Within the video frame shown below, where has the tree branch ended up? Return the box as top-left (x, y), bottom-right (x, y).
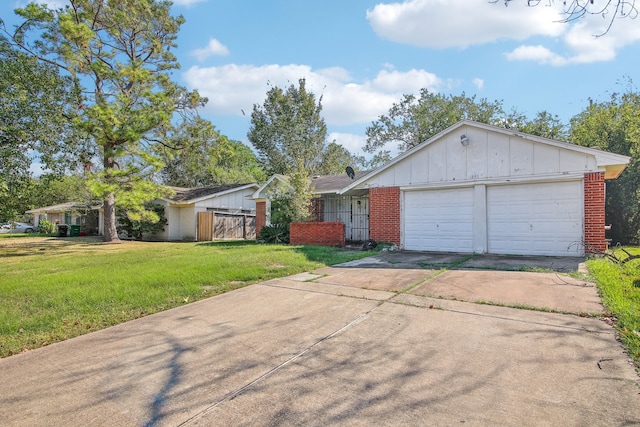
top-left (492, 0), bottom-right (638, 36)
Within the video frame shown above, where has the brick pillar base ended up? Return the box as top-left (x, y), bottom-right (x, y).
top-left (256, 200), bottom-right (266, 239)
top-left (369, 187), bottom-right (400, 246)
top-left (584, 172), bottom-right (606, 253)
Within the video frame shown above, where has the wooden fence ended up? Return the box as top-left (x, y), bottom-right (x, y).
top-left (197, 211), bottom-right (256, 241)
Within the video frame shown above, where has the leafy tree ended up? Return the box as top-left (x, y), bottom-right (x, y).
top-left (248, 78), bottom-right (327, 176)
top-left (5, 0), bottom-right (206, 242)
top-left (157, 118), bottom-right (265, 187)
top-left (262, 161), bottom-right (313, 241)
top-left (28, 175), bottom-right (95, 210)
top-left (249, 78), bottom-right (363, 224)
top-left (317, 142), bottom-right (363, 175)
top-left (365, 89), bottom-right (566, 159)
top-left (570, 87), bottom-right (640, 244)
top-left (364, 90), bottom-right (507, 156)
top-left (0, 39), bottom-right (85, 222)
top-left (512, 111), bottom-right (569, 141)
top-left (494, 0), bottom-right (637, 36)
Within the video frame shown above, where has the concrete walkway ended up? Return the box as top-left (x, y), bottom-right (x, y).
top-left (1, 254), bottom-right (639, 426)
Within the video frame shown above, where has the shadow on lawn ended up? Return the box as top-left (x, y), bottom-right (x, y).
top-left (0, 237), bottom-right (104, 258)
top-left (196, 240), bottom-right (370, 266)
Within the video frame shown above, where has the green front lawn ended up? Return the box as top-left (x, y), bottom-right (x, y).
top-left (587, 247), bottom-right (640, 371)
top-left (0, 237), bottom-right (371, 358)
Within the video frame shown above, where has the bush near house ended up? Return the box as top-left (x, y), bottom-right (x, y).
top-left (116, 202), bottom-right (168, 240)
top-left (258, 223), bottom-right (290, 244)
top-left (37, 219), bottom-right (56, 235)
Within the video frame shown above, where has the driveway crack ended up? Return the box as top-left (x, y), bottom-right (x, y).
top-left (176, 304), bottom-right (381, 426)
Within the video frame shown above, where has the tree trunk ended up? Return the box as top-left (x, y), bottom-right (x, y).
top-left (102, 147), bottom-right (120, 243)
top-left (102, 192), bottom-right (120, 243)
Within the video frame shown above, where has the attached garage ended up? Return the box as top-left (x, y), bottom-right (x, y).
top-left (342, 120), bottom-right (630, 256)
top-left (402, 181), bottom-right (583, 256)
top-left (404, 188), bottom-right (474, 253)
top-left (486, 181), bottom-right (583, 256)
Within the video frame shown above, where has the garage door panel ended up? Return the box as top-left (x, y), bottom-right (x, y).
top-left (404, 188), bottom-right (474, 253)
top-left (487, 182), bottom-right (583, 256)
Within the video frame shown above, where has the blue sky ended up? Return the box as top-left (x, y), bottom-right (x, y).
top-left (3, 0), bottom-right (640, 159)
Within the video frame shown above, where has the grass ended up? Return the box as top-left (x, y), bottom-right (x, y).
top-left (0, 232), bottom-right (51, 239)
top-left (587, 246), bottom-right (640, 370)
top-left (0, 237), bottom-right (374, 358)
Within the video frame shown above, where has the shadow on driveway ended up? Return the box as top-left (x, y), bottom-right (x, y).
top-left (337, 251), bottom-right (584, 273)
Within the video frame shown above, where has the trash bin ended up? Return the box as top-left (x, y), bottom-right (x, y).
top-left (57, 224), bottom-right (69, 237)
top-left (69, 225), bottom-right (81, 237)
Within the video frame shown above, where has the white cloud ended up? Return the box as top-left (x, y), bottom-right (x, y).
top-left (172, 0), bottom-right (207, 6)
top-left (191, 38), bottom-right (230, 61)
top-left (472, 78), bottom-right (484, 90)
top-left (368, 0), bottom-right (640, 66)
top-left (328, 132), bottom-right (367, 156)
top-left (366, 0), bottom-right (564, 49)
top-left (506, 15), bottom-right (640, 65)
top-left (505, 45), bottom-right (568, 66)
top-left (183, 64), bottom-right (444, 127)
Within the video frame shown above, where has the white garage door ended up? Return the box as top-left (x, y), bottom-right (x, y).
top-left (404, 188), bottom-right (474, 252)
top-left (487, 181), bottom-right (583, 256)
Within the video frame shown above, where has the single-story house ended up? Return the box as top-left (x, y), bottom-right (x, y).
top-left (26, 202), bottom-right (103, 235)
top-left (254, 120), bottom-right (631, 256)
top-left (148, 183), bottom-right (259, 241)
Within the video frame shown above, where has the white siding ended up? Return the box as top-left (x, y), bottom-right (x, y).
top-left (401, 181), bottom-right (584, 256)
top-left (404, 188), bottom-right (474, 253)
top-left (486, 181), bottom-right (583, 256)
top-left (167, 206), bottom-right (182, 241)
top-left (179, 206), bottom-right (196, 241)
top-left (361, 126), bottom-right (598, 189)
top-left (196, 188), bottom-right (256, 212)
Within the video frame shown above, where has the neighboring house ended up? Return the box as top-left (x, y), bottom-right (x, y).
top-left (148, 183), bottom-right (259, 241)
top-left (254, 120), bottom-right (631, 256)
top-left (252, 171), bottom-right (373, 243)
top-left (26, 202), bottom-right (103, 235)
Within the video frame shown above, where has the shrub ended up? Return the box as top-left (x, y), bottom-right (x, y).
top-left (38, 219), bottom-right (56, 234)
top-left (258, 223), bottom-right (289, 244)
top-left (116, 202), bottom-right (167, 240)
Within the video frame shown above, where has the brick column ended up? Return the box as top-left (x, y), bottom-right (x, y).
top-left (584, 172), bottom-right (606, 252)
top-left (369, 187), bottom-right (401, 246)
top-left (255, 200), bottom-right (267, 239)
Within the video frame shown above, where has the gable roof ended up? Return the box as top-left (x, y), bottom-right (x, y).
top-left (311, 170), bottom-right (372, 194)
top-left (253, 170), bottom-right (373, 199)
top-left (26, 201), bottom-right (102, 214)
top-left (252, 174), bottom-right (290, 199)
top-left (340, 119), bottom-right (631, 194)
top-left (167, 183), bottom-right (258, 204)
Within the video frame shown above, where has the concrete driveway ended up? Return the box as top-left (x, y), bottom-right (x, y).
top-left (0, 252), bottom-right (638, 426)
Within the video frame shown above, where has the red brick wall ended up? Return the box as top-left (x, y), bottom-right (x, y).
top-left (369, 187), bottom-right (400, 245)
top-left (255, 200), bottom-right (266, 238)
top-left (290, 222), bottom-right (345, 247)
top-left (584, 172), bottom-right (607, 252)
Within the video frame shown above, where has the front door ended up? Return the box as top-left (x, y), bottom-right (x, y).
top-left (350, 196), bottom-right (369, 242)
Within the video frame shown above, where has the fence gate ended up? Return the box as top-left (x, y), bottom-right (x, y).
top-left (197, 212), bottom-right (214, 241)
top-left (197, 211), bottom-right (256, 241)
